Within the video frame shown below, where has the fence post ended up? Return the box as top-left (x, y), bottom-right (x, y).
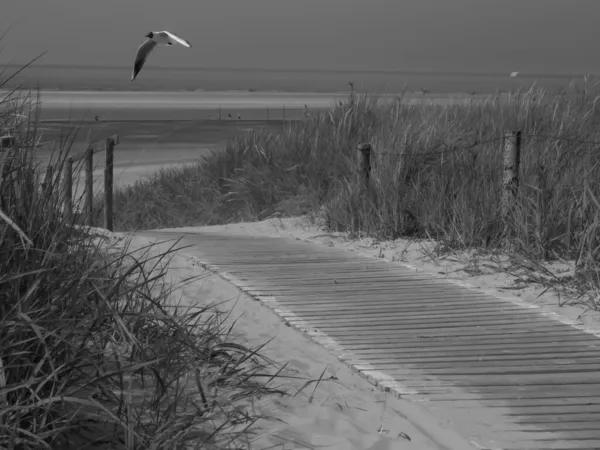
top-left (104, 136), bottom-right (118, 231)
top-left (43, 165), bottom-right (53, 193)
top-left (282, 105), bottom-right (286, 121)
top-left (357, 143), bottom-right (372, 186)
top-left (63, 157), bottom-right (73, 215)
top-left (501, 130), bottom-right (521, 220)
top-left (85, 146), bottom-right (94, 226)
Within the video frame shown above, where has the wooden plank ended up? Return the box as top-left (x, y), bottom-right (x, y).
top-left (484, 439), bottom-right (600, 450)
top-left (515, 413), bottom-right (600, 424)
top-left (280, 308), bottom-right (546, 321)
top-left (236, 272), bottom-right (439, 281)
top-left (283, 309), bottom-right (552, 322)
top-left (294, 316), bottom-right (563, 329)
top-left (514, 422), bottom-right (600, 432)
top-left (319, 322), bottom-right (578, 337)
top-left (438, 397), bottom-right (600, 408)
top-left (212, 259), bottom-right (371, 265)
top-left (213, 259), bottom-right (406, 267)
top-left (335, 341), bottom-right (599, 354)
top-left (424, 384), bottom-right (600, 398)
top-left (344, 355), bottom-right (600, 369)
top-left (221, 265), bottom-right (400, 274)
top-left (337, 329), bottom-right (592, 341)
top-left (364, 370), bottom-right (600, 385)
top-left (343, 350), bottom-right (600, 364)
top-left (424, 391), bottom-right (600, 402)
top-left (313, 321), bottom-right (576, 334)
top-left (273, 300), bottom-right (527, 313)
top-left (327, 329), bottom-right (593, 343)
top-left (359, 362), bottom-right (600, 376)
top-left (273, 290), bottom-right (495, 301)
top-left (240, 274), bottom-right (467, 284)
top-left (501, 404), bottom-right (600, 415)
top-left (244, 282), bottom-right (483, 293)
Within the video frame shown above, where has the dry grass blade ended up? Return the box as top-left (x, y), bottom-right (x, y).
top-left (0, 206), bottom-right (33, 248)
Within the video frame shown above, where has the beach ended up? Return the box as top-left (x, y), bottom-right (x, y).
top-left (17, 90), bottom-right (335, 196)
top-left (1, 88), bottom-right (500, 200)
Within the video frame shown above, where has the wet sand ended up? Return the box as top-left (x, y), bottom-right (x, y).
top-left (3, 89), bottom-right (484, 121)
top-left (33, 90), bottom-right (348, 121)
top-left (19, 90), bottom-right (316, 194)
top-left (34, 119), bottom-right (285, 201)
top-left (6, 89), bottom-right (485, 198)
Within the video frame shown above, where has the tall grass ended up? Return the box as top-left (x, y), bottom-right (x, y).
top-left (114, 82), bottom-right (600, 304)
top-left (1, 83), bottom-right (291, 448)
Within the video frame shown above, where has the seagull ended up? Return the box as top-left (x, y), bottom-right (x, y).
top-left (131, 31), bottom-right (192, 81)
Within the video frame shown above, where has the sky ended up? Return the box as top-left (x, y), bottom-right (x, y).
top-left (1, 0), bottom-right (599, 74)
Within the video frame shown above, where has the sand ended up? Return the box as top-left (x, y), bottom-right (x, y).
top-left (95, 212), bottom-right (600, 450)
top-left (106, 231), bottom-right (472, 450)
top-left (31, 116), bottom-right (285, 202)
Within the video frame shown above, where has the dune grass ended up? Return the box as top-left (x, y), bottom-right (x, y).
top-left (114, 82), bottom-right (600, 307)
top-left (1, 81), bottom-right (297, 448)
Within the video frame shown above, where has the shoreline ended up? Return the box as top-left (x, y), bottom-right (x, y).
top-left (1, 88), bottom-right (499, 99)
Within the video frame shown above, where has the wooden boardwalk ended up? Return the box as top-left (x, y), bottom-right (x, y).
top-left (146, 230), bottom-right (600, 450)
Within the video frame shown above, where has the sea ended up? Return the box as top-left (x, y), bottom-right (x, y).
top-left (1, 64), bottom-right (590, 95)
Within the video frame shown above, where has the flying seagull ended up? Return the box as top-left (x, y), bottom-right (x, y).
top-left (131, 31), bottom-right (192, 81)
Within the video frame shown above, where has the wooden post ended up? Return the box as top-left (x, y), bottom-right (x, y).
top-left (63, 157), bottom-right (73, 215)
top-left (85, 146), bottom-right (94, 226)
top-left (266, 107), bottom-right (270, 120)
top-left (282, 105), bottom-right (286, 121)
top-left (501, 130), bottom-right (521, 220)
top-left (43, 165), bottom-right (53, 193)
top-left (104, 136), bottom-right (117, 231)
top-left (357, 143), bottom-right (372, 186)
top-left (218, 107), bottom-right (222, 121)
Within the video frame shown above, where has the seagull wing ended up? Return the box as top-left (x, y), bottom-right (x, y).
top-left (131, 39), bottom-right (158, 81)
top-left (163, 30), bottom-right (192, 48)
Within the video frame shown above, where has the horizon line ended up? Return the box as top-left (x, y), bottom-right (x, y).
top-left (0, 62), bottom-right (592, 79)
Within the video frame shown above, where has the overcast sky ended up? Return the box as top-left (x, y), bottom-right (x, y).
top-left (1, 0), bottom-right (599, 74)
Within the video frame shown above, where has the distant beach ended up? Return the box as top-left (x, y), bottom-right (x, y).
top-left (0, 64), bottom-right (585, 95)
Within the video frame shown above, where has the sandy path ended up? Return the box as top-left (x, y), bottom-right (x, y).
top-left (108, 231), bottom-right (473, 450)
top-left (95, 213), bottom-right (600, 449)
top-left (159, 216), bottom-right (600, 338)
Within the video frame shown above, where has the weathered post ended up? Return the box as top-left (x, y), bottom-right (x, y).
top-left (0, 135), bottom-right (15, 151)
top-left (63, 157), bottom-right (73, 215)
top-left (85, 146), bottom-right (94, 226)
top-left (43, 165), bottom-right (53, 194)
top-left (282, 105), bottom-right (286, 121)
top-left (104, 136), bottom-right (118, 231)
top-left (357, 143), bottom-right (372, 186)
top-left (501, 130), bottom-right (521, 220)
